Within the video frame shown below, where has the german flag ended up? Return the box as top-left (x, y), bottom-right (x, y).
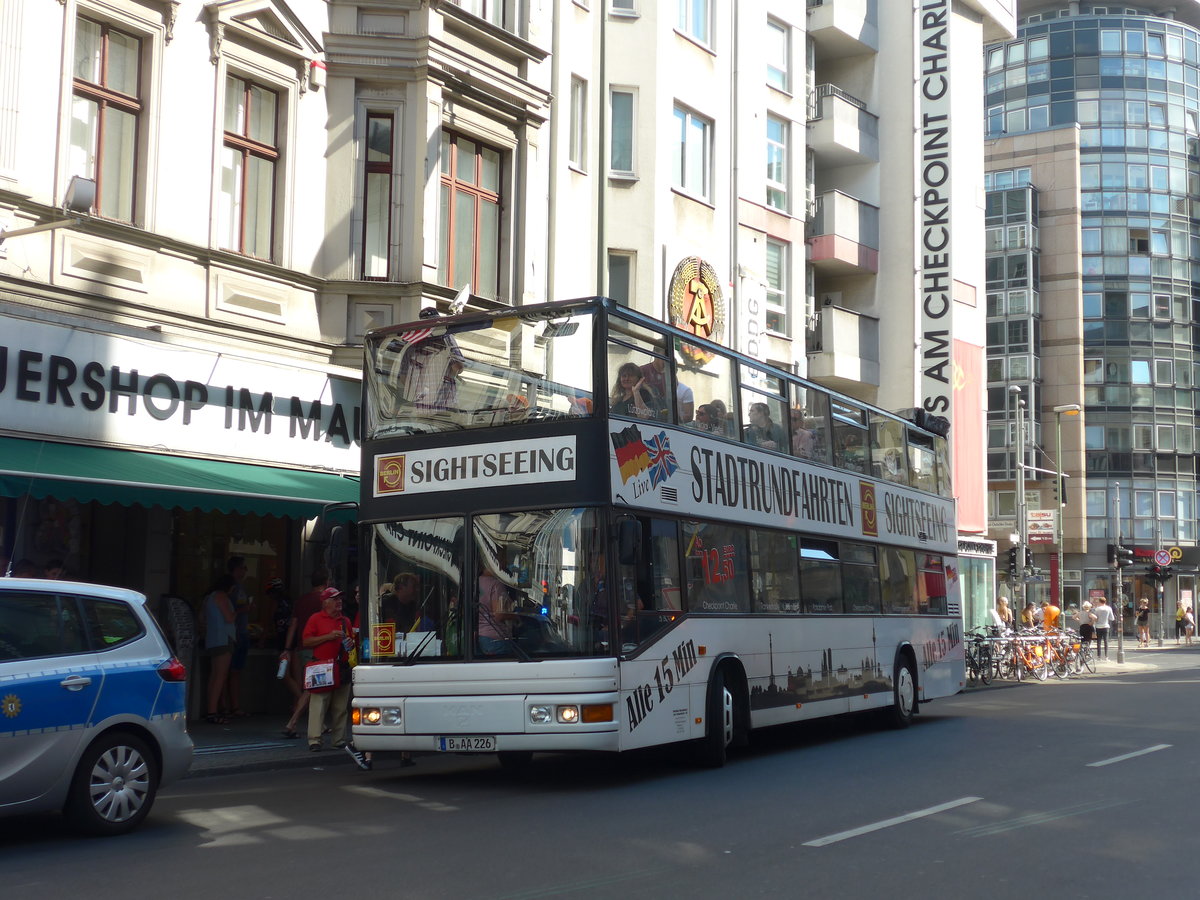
top-left (611, 425), bottom-right (650, 483)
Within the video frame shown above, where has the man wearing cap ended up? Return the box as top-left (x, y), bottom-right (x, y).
top-left (302, 587), bottom-right (352, 751)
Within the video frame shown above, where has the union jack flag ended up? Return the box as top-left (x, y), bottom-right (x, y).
top-left (645, 431), bottom-right (679, 487)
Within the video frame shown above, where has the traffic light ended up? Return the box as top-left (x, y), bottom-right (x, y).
top-left (1107, 543), bottom-right (1117, 566)
top-left (1007, 547), bottom-right (1019, 578)
top-left (1162, 566), bottom-right (1175, 582)
top-left (1148, 564), bottom-right (1161, 579)
top-left (1115, 545), bottom-right (1134, 569)
top-left (1024, 548), bottom-right (1034, 570)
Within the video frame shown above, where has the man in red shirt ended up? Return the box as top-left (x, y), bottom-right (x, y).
top-left (303, 587), bottom-right (351, 751)
top-left (281, 568), bottom-right (330, 738)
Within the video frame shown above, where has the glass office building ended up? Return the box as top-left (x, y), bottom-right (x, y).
top-left (985, 3), bottom-right (1200, 626)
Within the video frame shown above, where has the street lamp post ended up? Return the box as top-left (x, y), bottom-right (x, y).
top-left (1053, 404), bottom-right (1081, 611)
top-left (1010, 385), bottom-right (1027, 611)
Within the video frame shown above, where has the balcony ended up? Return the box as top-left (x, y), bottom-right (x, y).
top-left (806, 0), bottom-right (878, 60)
top-left (806, 304), bottom-right (880, 392)
top-left (807, 190), bottom-right (879, 275)
top-left (808, 84), bottom-right (879, 167)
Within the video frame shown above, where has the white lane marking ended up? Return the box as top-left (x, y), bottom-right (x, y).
top-left (803, 796), bottom-right (982, 847)
top-left (1086, 743), bottom-right (1172, 767)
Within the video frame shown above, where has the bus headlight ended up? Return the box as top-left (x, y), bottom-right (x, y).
top-left (360, 708), bottom-right (380, 725)
top-left (556, 705), bottom-right (580, 724)
top-left (529, 705), bottom-right (553, 724)
top-left (382, 707), bottom-right (403, 726)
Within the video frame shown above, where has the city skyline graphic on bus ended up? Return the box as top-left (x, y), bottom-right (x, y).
top-left (749, 630), bottom-right (891, 711)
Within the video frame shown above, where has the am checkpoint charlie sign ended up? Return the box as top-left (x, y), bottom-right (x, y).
top-left (917, 0), bottom-right (952, 418)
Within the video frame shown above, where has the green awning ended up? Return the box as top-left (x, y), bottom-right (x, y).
top-left (0, 437), bottom-right (359, 520)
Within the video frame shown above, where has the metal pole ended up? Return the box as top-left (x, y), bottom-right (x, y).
top-left (1010, 385), bottom-right (1027, 614)
top-left (1114, 482), bottom-right (1125, 664)
top-left (1052, 404), bottom-right (1079, 610)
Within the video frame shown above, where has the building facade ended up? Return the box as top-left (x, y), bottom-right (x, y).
top-left (985, 0), bottom-right (1200, 635)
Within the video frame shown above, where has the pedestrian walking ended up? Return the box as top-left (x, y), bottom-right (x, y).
top-left (1176, 599), bottom-right (1186, 643)
top-left (281, 568), bottom-right (330, 738)
top-left (1092, 596), bottom-right (1115, 660)
top-left (302, 587), bottom-right (352, 752)
top-left (1186, 607), bottom-right (1196, 646)
top-left (1136, 598), bottom-right (1151, 647)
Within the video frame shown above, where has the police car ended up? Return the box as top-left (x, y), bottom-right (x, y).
top-left (0, 579), bottom-right (193, 835)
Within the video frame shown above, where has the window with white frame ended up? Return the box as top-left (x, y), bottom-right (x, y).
top-left (607, 250), bottom-right (634, 306)
top-left (451, 0), bottom-right (503, 27)
top-left (677, 0), bottom-right (711, 45)
top-left (766, 114), bottom-right (788, 211)
top-left (219, 75), bottom-right (279, 260)
top-left (673, 104), bottom-right (711, 201)
top-left (71, 16), bottom-right (142, 222)
top-left (765, 239), bottom-right (788, 333)
top-left (610, 88), bottom-right (635, 174)
top-left (611, 0), bottom-right (635, 11)
top-left (570, 76), bottom-right (587, 170)
top-left (361, 112), bottom-right (393, 279)
top-left (766, 18), bottom-right (789, 91)
top-left (438, 131), bottom-right (502, 300)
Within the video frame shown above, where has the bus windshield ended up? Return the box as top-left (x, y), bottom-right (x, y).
top-left (364, 507), bottom-right (610, 662)
top-left (364, 306), bottom-right (596, 439)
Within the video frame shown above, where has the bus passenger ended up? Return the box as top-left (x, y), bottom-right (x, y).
top-left (610, 363), bottom-right (662, 420)
top-left (708, 398), bottom-right (734, 436)
top-left (746, 402), bottom-right (786, 452)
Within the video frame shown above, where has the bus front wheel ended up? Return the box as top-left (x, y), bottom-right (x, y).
top-left (884, 652), bottom-right (918, 729)
top-left (694, 667), bottom-right (736, 767)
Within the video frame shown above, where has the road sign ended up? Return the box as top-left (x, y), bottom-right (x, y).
top-left (1154, 550), bottom-right (1172, 567)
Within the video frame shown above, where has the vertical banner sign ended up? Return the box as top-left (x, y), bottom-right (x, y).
top-left (918, 0), bottom-right (952, 417)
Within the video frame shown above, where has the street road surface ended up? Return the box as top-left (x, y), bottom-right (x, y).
top-left (4, 666), bottom-right (1198, 898)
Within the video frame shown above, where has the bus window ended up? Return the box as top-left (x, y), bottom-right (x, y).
top-left (934, 434), bottom-right (953, 497)
top-left (881, 548), bottom-right (918, 614)
top-left (615, 516), bottom-right (683, 652)
top-left (681, 349), bottom-right (736, 438)
top-left (799, 538), bottom-right (842, 613)
top-left (471, 509), bottom-right (608, 659)
top-left (918, 554), bottom-right (947, 615)
top-left (789, 385), bottom-right (831, 464)
top-left (831, 401), bottom-right (868, 473)
top-left (870, 413), bottom-right (908, 484)
top-left (607, 344), bottom-right (670, 422)
top-left (908, 428), bottom-right (938, 494)
top-left (366, 517), bottom-right (464, 660)
top-left (841, 543), bottom-right (881, 614)
top-left (683, 520), bottom-right (750, 613)
top-left (671, 339), bottom-right (697, 424)
top-left (742, 393), bottom-right (788, 454)
top-left (749, 529), bottom-right (800, 613)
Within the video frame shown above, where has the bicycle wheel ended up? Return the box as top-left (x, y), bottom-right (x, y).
top-left (979, 646), bottom-right (993, 685)
top-left (1080, 645), bottom-right (1096, 674)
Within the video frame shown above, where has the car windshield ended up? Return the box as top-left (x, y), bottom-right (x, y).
top-left (364, 307), bottom-right (596, 439)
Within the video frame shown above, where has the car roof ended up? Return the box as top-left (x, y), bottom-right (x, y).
top-left (0, 578), bottom-right (148, 606)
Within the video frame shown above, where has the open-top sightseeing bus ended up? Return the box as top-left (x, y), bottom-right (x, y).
top-left (351, 297), bottom-right (963, 767)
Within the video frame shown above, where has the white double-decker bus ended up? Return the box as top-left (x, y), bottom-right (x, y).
top-left (352, 297), bottom-right (963, 767)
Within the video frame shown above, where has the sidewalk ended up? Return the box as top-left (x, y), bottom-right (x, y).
top-left (187, 714), bottom-right (365, 778)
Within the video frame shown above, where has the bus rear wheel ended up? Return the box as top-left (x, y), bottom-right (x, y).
top-left (883, 652), bottom-right (918, 729)
top-left (694, 667), bottom-right (737, 767)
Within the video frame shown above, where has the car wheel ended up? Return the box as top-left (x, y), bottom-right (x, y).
top-left (65, 731), bottom-right (159, 836)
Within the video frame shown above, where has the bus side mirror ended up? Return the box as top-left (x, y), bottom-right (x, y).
top-left (617, 518), bottom-right (642, 565)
